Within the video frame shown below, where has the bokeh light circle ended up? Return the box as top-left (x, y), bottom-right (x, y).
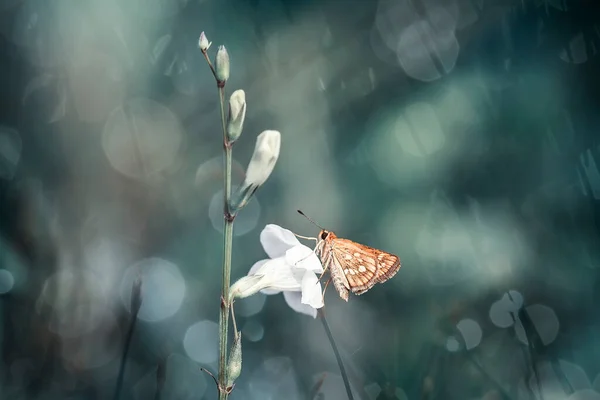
top-left (237, 293), bottom-right (267, 317)
top-left (242, 320), bottom-right (265, 342)
top-left (120, 257), bottom-right (186, 322)
top-left (102, 98), bottom-right (183, 180)
top-left (445, 336), bottom-right (460, 352)
top-left (515, 304), bottom-right (559, 346)
top-left (209, 188), bottom-right (261, 236)
top-left (183, 320), bottom-right (219, 364)
top-left (0, 270), bottom-right (15, 294)
top-left (456, 318), bottom-right (482, 350)
top-left (489, 290), bottom-right (524, 328)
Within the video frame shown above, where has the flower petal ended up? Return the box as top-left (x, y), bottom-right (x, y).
top-left (260, 224), bottom-right (300, 259)
top-left (248, 259), bottom-right (269, 276)
top-left (283, 290), bottom-right (317, 318)
top-left (246, 257), bottom-right (302, 294)
top-left (301, 271), bottom-right (324, 309)
top-left (247, 259), bottom-right (282, 295)
top-left (285, 245), bottom-right (323, 273)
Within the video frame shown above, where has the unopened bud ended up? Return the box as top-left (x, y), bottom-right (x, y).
top-left (246, 130), bottom-right (281, 185)
top-left (230, 130), bottom-right (281, 212)
top-left (227, 90), bottom-right (246, 143)
top-left (198, 31), bottom-right (211, 52)
top-left (215, 45), bottom-right (230, 84)
top-left (226, 330), bottom-right (242, 389)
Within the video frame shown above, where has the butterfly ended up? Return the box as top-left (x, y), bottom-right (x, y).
top-left (297, 210), bottom-right (401, 301)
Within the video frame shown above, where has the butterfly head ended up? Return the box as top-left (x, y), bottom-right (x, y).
top-left (318, 229), bottom-right (336, 242)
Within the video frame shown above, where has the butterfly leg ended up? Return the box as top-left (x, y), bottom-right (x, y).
top-left (293, 243), bottom-right (323, 268)
top-left (293, 233), bottom-right (317, 242)
top-left (321, 278), bottom-right (332, 304)
top-left (317, 267), bottom-right (329, 283)
top-left (315, 250), bottom-right (333, 283)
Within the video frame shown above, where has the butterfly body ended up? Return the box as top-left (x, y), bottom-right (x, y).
top-left (314, 229), bottom-right (401, 301)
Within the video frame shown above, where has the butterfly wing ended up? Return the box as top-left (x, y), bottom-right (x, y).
top-left (374, 250), bottom-right (401, 284)
top-left (331, 238), bottom-right (400, 295)
top-left (329, 238), bottom-right (380, 294)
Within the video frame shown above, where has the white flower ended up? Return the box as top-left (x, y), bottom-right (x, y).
top-left (227, 90), bottom-right (246, 143)
top-left (198, 31), bottom-right (211, 51)
top-left (215, 45), bottom-right (230, 83)
top-left (244, 130), bottom-right (281, 188)
top-left (230, 224), bottom-right (324, 317)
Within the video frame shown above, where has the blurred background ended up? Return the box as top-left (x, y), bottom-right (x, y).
top-left (1, 0), bottom-right (600, 399)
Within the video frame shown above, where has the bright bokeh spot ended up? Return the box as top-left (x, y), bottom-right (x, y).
top-left (489, 290), bottom-right (523, 328)
top-left (456, 318), bottom-right (482, 350)
top-left (374, 0), bottom-right (459, 81)
top-left (0, 270), bottom-right (15, 294)
top-left (209, 188), bottom-right (261, 236)
top-left (514, 304), bottom-right (559, 346)
top-left (183, 320), bottom-right (219, 364)
top-left (102, 98), bottom-right (183, 181)
top-left (237, 293), bottom-right (267, 317)
top-left (445, 336), bottom-right (460, 352)
top-left (242, 320), bottom-right (265, 343)
top-left (120, 258), bottom-right (186, 322)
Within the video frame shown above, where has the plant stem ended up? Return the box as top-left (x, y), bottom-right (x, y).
top-left (218, 85), bottom-right (234, 400)
top-left (318, 309), bottom-right (354, 400)
top-left (113, 310), bottom-right (139, 400)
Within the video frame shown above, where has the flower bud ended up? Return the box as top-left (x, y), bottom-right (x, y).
top-left (229, 275), bottom-right (265, 302)
top-left (229, 130), bottom-right (281, 212)
top-left (198, 31), bottom-right (211, 52)
top-left (226, 330), bottom-right (242, 389)
top-left (227, 90), bottom-right (246, 143)
top-left (244, 130), bottom-right (281, 188)
top-left (215, 45), bottom-right (230, 83)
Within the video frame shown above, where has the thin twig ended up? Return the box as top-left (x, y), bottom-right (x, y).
top-left (201, 49), bottom-right (217, 80)
top-left (318, 309), bottom-right (355, 400)
top-left (231, 301), bottom-right (238, 333)
top-left (113, 310), bottom-right (139, 400)
top-left (113, 278), bottom-right (142, 400)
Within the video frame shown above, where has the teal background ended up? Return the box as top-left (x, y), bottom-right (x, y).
top-left (1, 0), bottom-right (600, 399)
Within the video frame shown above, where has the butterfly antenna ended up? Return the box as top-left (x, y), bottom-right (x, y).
top-left (297, 210), bottom-right (325, 230)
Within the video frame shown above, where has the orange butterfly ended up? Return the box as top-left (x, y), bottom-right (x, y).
top-left (298, 210), bottom-right (401, 301)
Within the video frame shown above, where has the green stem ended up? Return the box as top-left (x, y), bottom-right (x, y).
top-left (113, 309), bottom-right (139, 400)
top-left (318, 309), bottom-right (354, 400)
top-left (218, 85), bottom-right (234, 400)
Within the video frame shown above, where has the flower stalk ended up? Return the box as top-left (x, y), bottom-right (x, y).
top-left (219, 83), bottom-right (234, 400)
top-left (200, 31), bottom-right (281, 399)
top-left (318, 309), bottom-right (354, 400)
top-left (201, 32), bottom-right (235, 399)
